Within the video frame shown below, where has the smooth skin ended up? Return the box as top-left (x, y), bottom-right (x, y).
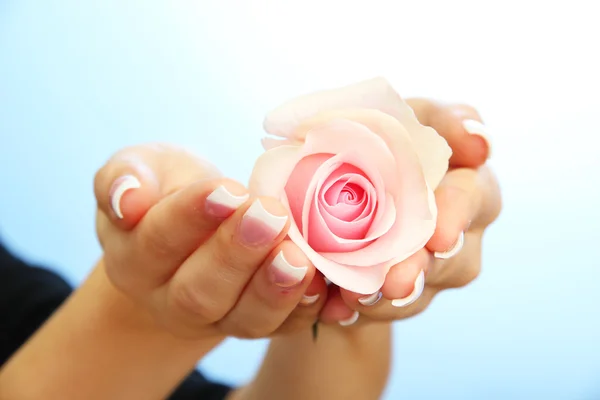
top-left (0, 99), bottom-right (501, 400)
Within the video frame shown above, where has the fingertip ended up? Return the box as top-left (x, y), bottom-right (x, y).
top-left (300, 272), bottom-right (327, 306)
top-left (319, 286), bottom-right (357, 325)
top-left (427, 179), bottom-right (473, 252)
top-left (268, 240), bottom-right (315, 290)
top-left (380, 250), bottom-right (432, 301)
top-left (235, 197), bottom-right (290, 248)
top-left (423, 102), bottom-right (490, 168)
top-left (203, 179), bottom-right (249, 219)
top-left (107, 173), bottom-right (159, 229)
top-left (449, 131), bottom-right (489, 168)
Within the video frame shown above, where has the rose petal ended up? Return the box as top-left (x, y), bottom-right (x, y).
top-left (300, 110), bottom-right (435, 220)
top-left (301, 119), bottom-right (398, 235)
top-left (321, 174), bottom-right (372, 222)
top-left (261, 137), bottom-right (298, 150)
top-left (297, 149), bottom-right (397, 253)
top-left (283, 193), bottom-right (391, 294)
top-left (285, 153), bottom-right (332, 232)
top-left (263, 77), bottom-right (451, 189)
top-left (249, 144), bottom-right (304, 198)
top-left (322, 186), bottom-right (437, 267)
top-left (317, 173), bottom-right (374, 239)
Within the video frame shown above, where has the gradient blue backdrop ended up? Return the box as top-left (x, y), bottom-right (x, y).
top-left (1, 2), bottom-right (599, 399)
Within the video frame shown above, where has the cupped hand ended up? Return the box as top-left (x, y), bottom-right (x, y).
top-left (319, 100), bottom-right (501, 326)
top-left (94, 144), bottom-right (328, 339)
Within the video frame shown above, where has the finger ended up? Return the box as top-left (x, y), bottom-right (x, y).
top-left (470, 166), bottom-right (502, 231)
top-left (319, 286), bottom-right (360, 326)
top-left (339, 248), bottom-right (432, 313)
top-left (94, 152), bottom-right (161, 230)
top-left (165, 197), bottom-right (290, 333)
top-left (217, 240), bottom-right (322, 338)
top-left (426, 168), bottom-right (482, 256)
top-left (407, 99), bottom-right (491, 168)
top-left (94, 144), bottom-right (221, 230)
top-left (103, 178), bottom-right (249, 295)
top-left (427, 231), bottom-right (483, 290)
top-left (274, 272), bottom-right (328, 335)
top-left (343, 286), bottom-right (439, 322)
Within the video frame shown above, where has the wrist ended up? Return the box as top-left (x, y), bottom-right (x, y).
top-left (0, 259), bottom-right (224, 400)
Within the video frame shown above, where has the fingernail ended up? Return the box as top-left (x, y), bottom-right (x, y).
top-left (239, 199), bottom-right (288, 247)
top-left (434, 231), bottom-right (464, 259)
top-left (462, 119), bottom-right (492, 159)
top-left (269, 251), bottom-right (308, 288)
top-left (109, 175), bottom-right (141, 219)
top-left (358, 292), bottom-right (382, 307)
top-left (391, 270), bottom-right (425, 308)
top-left (339, 311), bottom-right (359, 327)
top-left (205, 185), bottom-right (249, 218)
top-left (300, 293), bottom-right (320, 305)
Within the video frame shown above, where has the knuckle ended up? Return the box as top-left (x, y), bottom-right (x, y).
top-left (138, 220), bottom-right (179, 259)
top-left (240, 325), bottom-right (270, 339)
top-left (169, 281), bottom-right (221, 322)
top-left (221, 318), bottom-right (272, 339)
top-left (211, 231), bottom-right (249, 277)
top-left (452, 261), bottom-right (482, 288)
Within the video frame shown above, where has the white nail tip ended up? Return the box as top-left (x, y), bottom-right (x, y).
top-left (339, 311), bottom-right (359, 327)
top-left (110, 175), bottom-right (141, 219)
top-left (391, 270), bottom-right (425, 308)
top-left (358, 292), bottom-right (382, 306)
top-left (462, 119), bottom-right (492, 158)
top-left (300, 293), bottom-right (320, 305)
top-left (272, 251), bottom-right (308, 282)
top-left (434, 231), bottom-right (465, 259)
top-left (245, 199), bottom-right (288, 234)
top-left (206, 185), bottom-right (249, 209)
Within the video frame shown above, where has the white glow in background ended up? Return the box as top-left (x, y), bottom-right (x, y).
top-left (1, 1), bottom-right (598, 399)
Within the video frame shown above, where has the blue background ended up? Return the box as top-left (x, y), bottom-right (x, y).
top-left (1, 1), bottom-right (599, 399)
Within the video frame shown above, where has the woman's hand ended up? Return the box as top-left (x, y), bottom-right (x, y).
top-left (318, 100), bottom-right (502, 326)
top-left (94, 145), bottom-right (328, 339)
top-left (227, 100), bottom-right (502, 400)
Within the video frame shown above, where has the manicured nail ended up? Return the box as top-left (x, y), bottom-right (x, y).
top-left (339, 311), bottom-right (359, 327)
top-left (300, 293), bottom-right (320, 305)
top-left (239, 199), bottom-right (288, 247)
top-left (434, 231), bottom-right (464, 259)
top-left (269, 251), bottom-right (308, 288)
top-left (358, 292), bottom-right (382, 306)
top-left (205, 185), bottom-right (249, 218)
top-left (109, 175), bottom-right (141, 219)
top-left (391, 270), bottom-right (425, 308)
top-left (324, 277), bottom-right (332, 286)
top-left (462, 119), bottom-right (492, 158)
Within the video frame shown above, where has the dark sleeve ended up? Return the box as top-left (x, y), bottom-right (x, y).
top-left (0, 241), bottom-right (232, 400)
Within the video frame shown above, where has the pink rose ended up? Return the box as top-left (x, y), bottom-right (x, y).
top-left (249, 78), bottom-right (451, 295)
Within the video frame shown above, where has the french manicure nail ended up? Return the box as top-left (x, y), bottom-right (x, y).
top-left (269, 251), bottom-right (308, 288)
top-left (434, 231), bottom-right (464, 259)
top-left (463, 119), bottom-right (492, 159)
top-left (339, 311), bottom-right (359, 327)
top-left (205, 185), bottom-right (249, 218)
top-left (239, 200), bottom-right (288, 247)
top-left (391, 270), bottom-right (425, 308)
top-left (109, 175), bottom-right (141, 219)
top-left (358, 292), bottom-right (382, 307)
top-left (300, 293), bottom-right (320, 305)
